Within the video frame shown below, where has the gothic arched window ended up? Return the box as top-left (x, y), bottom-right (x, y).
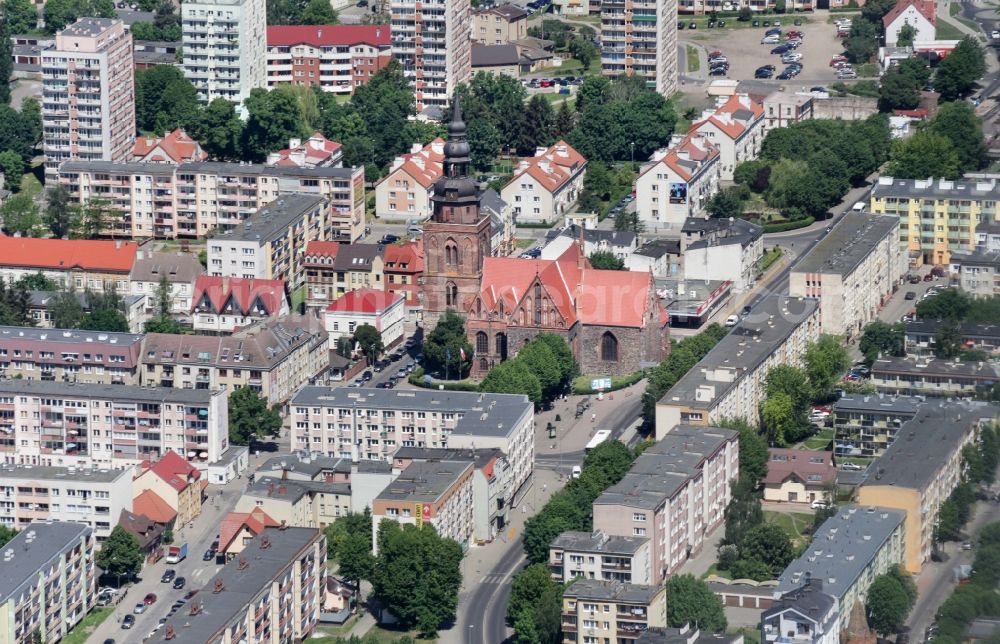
top-left (600, 332), bottom-right (619, 362)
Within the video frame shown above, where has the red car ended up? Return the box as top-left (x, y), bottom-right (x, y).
top-left (830, 56), bottom-right (848, 66)
top-left (144, 593), bottom-right (157, 605)
top-left (709, 50), bottom-right (723, 58)
top-left (539, 80), bottom-right (552, 88)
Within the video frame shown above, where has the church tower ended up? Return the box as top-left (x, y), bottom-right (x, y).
top-left (422, 96), bottom-right (492, 329)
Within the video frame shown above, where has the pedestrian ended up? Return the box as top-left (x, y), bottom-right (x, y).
top-left (591, 412), bottom-right (596, 423)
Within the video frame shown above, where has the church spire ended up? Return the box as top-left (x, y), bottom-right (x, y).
top-left (443, 94), bottom-right (471, 179)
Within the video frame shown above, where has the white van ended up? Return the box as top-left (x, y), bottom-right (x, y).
top-left (851, 201), bottom-right (866, 212)
top-left (725, 314), bottom-right (740, 327)
top-left (571, 465), bottom-right (582, 479)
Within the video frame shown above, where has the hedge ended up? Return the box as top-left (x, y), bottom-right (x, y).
top-left (571, 370), bottom-right (646, 395)
top-left (407, 367), bottom-right (481, 392)
top-left (762, 216), bottom-right (815, 233)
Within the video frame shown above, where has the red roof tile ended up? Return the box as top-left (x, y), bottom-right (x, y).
top-left (506, 140), bottom-right (586, 195)
top-left (133, 129), bottom-right (207, 164)
top-left (150, 450), bottom-right (201, 493)
top-left (762, 448), bottom-right (837, 486)
top-left (191, 276), bottom-right (287, 317)
top-left (218, 508), bottom-right (279, 553)
top-left (133, 489), bottom-right (177, 524)
top-left (380, 139), bottom-right (445, 189)
top-left (326, 288), bottom-right (401, 314)
top-left (0, 236), bottom-right (138, 273)
top-left (303, 241), bottom-right (342, 263)
top-left (383, 241), bottom-right (424, 274)
top-left (883, 0), bottom-right (936, 28)
top-left (266, 24), bottom-right (391, 47)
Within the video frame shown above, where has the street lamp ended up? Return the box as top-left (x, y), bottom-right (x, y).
top-left (630, 142), bottom-right (635, 166)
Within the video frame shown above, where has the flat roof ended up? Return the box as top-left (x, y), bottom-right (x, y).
top-left (871, 176), bottom-right (1000, 201)
top-left (638, 627), bottom-right (745, 644)
top-left (563, 578), bottom-right (663, 604)
top-left (904, 319), bottom-right (1000, 340)
top-left (292, 387), bottom-right (533, 438)
top-left (791, 213), bottom-right (898, 277)
top-left (871, 355), bottom-right (1000, 380)
top-left (60, 17), bottom-right (117, 37)
top-left (258, 452), bottom-right (351, 479)
top-left (776, 506), bottom-right (905, 601)
top-left (833, 394), bottom-right (923, 416)
top-left (0, 325), bottom-right (143, 345)
top-left (862, 400), bottom-right (999, 490)
top-left (0, 378), bottom-right (218, 404)
top-left (214, 194), bottom-right (326, 245)
top-left (0, 462), bottom-right (131, 483)
top-left (244, 476), bottom-right (351, 502)
top-left (375, 460), bottom-right (472, 504)
top-left (0, 521), bottom-right (92, 605)
top-left (550, 530), bottom-right (649, 556)
top-left (151, 527), bottom-right (321, 642)
top-left (658, 295), bottom-right (819, 410)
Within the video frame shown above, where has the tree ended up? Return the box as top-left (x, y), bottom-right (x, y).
top-left (665, 574), bottom-right (727, 633)
top-left (935, 321), bottom-right (963, 359)
top-left (717, 418), bottom-right (769, 486)
top-left (44, 185), bottom-right (73, 238)
top-left (568, 36), bottom-right (598, 70)
top-left (534, 333), bottom-right (577, 386)
top-left (728, 557), bottom-right (773, 581)
top-left (915, 288), bottom-right (971, 321)
top-left (643, 324), bottom-right (728, 422)
top-left (738, 6), bottom-right (752, 20)
top-left (723, 477), bottom-right (764, 547)
top-left (79, 308), bottom-right (128, 332)
top-left (50, 289), bottom-right (85, 329)
top-left (509, 564), bottom-right (562, 644)
top-left (0, 193), bottom-right (41, 236)
top-left (707, 186), bottom-right (747, 219)
top-left (227, 386), bottom-right (282, 445)
top-left (887, 130), bottom-right (960, 180)
top-left (927, 101), bottom-right (987, 174)
top-left (70, 199), bottom-right (113, 239)
top-left (762, 392), bottom-right (797, 446)
top-left (740, 523), bottom-right (794, 571)
top-left (145, 315), bottom-right (182, 333)
top-left (866, 572), bottom-right (915, 635)
top-left (190, 99), bottom-right (244, 161)
top-left (734, 160), bottom-right (771, 193)
top-left (480, 360), bottom-right (543, 405)
top-left (372, 520), bottom-right (463, 638)
top-left (16, 272), bottom-right (57, 292)
top-left (354, 323), bottom-right (384, 362)
top-left (0, 150), bottom-right (23, 192)
top-left (4, 0), bottom-right (37, 35)
top-left (0, 525), bottom-right (16, 549)
top-left (517, 340), bottom-right (563, 401)
top-left (934, 37), bottom-right (986, 101)
top-left (804, 335), bottom-right (851, 400)
top-left (327, 510), bottom-right (375, 600)
top-left (95, 525), bottom-right (144, 583)
top-left (241, 88), bottom-right (308, 162)
top-left (859, 320), bottom-right (906, 364)
top-left (588, 250), bottom-right (625, 270)
top-left (134, 65), bottom-right (200, 133)
top-left (554, 99), bottom-right (575, 138)
top-left (422, 310), bottom-right (473, 379)
top-left (44, 0), bottom-right (115, 33)
top-left (301, 0), bottom-right (338, 23)
top-left (879, 64), bottom-right (921, 111)
top-left (516, 95), bottom-right (555, 156)
top-left (896, 23), bottom-right (917, 47)
top-left (614, 210), bottom-right (644, 235)
top-left (349, 61), bottom-right (416, 167)
top-left (0, 103), bottom-right (40, 163)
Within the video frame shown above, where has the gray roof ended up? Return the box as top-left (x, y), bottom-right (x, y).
top-left (114, 9), bottom-right (154, 25)
top-left (638, 627), bottom-right (744, 644)
top-left (563, 578), bottom-right (663, 604)
top-left (245, 477), bottom-right (351, 502)
top-left (151, 527), bottom-right (321, 642)
top-left (28, 290), bottom-right (144, 310)
top-left (472, 44), bottom-right (520, 67)
top-left (658, 295), bottom-right (819, 410)
top-left (0, 462), bottom-right (130, 483)
top-left (871, 355), bottom-right (1000, 380)
top-left (763, 579), bottom-right (837, 624)
top-left (292, 387), bottom-right (533, 439)
top-left (375, 460), bottom-right (472, 503)
top-left (791, 213), bottom-right (898, 277)
top-left (975, 221), bottom-right (1000, 236)
top-left (550, 530), bottom-right (648, 556)
top-left (332, 243), bottom-right (384, 272)
top-left (833, 394), bottom-right (922, 417)
top-left (213, 194), bottom-right (326, 245)
top-left (258, 452), bottom-right (351, 479)
top-left (635, 239), bottom-right (681, 258)
top-left (683, 217), bottom-right (762, 251)
top-left (478, 3), bottom-right (528, 20)
top-left (60, 161), bottom-right (177, 174)
top-left (904, 319), bottom-right (1000, 341)
top-left (862, 400), bottom-right (999, 490)
top-left (130, 250), bottom-right (204, 283)
top-left (0, 325), bottom-right (142, 345)
top-left (776, 506), bottom-right (905, 601)
top-left (595, 426), bottom-right (737, 510)
top-left (133, 50), bottom-right (176, 65)
top-left (0, 378), bottom-right (218, 404)
top-left (950, 249), bottom-right (1000, 269)
top-left (0, 521), bottom-right (92, 605)
top-left (872, 176), bottom-right (1000, 201)
top-left (480, 188), bottom-right (508, 218)
top-left (392, 445), bottom-right (507, 470)
top-left (61, 17), bottom-right (117, 36)
top-left (558, 224), bottom-right (637, 248)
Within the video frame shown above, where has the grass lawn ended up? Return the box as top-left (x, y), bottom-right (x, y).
top-left (686, 45), bottom-right (700, 73)
top-left (515, 238), bottom-right (536, 249)
top-left (61, 607), bottom-right (113, 644)
top-left (855, 63), bottom-right (879, 78)
top-left (760, 247), bottom-right (782, 271)
top-left (20, 172), bottom-right (42, 198)
top-left (765, 511), bottom-right (814, 548)
top-left (537, 91), bottom-right (576, 106)
top-left (802, 427), bottom-right (834, 450)
top-left (936, 18), bottom-right (966, 40)
top-left (949, 1), bottom-right (959, 15)
top-left (363, 623), bottom-right (436, 643)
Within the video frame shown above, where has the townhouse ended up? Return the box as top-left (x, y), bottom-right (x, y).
top-left (762, 91), bottom-right (815, 130)
top-left (148, 527), bottom-right (326, 643)
top-left (26, 291), bottom-right (145, 333)
top-left (682, 217), bottom-right (764, 291)
top-left (761, 579), bottom-right (839, 644)
top-left (501, 141), bottom-right (587, 225)
top-left (691, 94), bottom-right (766, 181)
top-left (655, 295), bottom-right (821, 437)
top-left (236, 477), bottom-right (352, 530)
top-left (636, 132), bottom-right (721, 232)
top-left (129, 249), bottom-right (204, 317)
top-left (217, 508), bottom-right (280, 559)
top-left (789, 213), bottom-right (904, 338)
top-left (869, 176), bottom-right (1000, 266)
top-left (949, 249), bottom-right (1000, 298)
top-left (142, 314), bottom-right (330, 406)
top-left (777, 506), bottom-right (905, 631)
top-left (190, 276), bottom-right (289, 334)
top-left (58, 161), bottom-right (366, 241)
top-left (132, 129), bottom-right (208, 164)
top-left (0, 326), bottom-right (144, 385)
top-left (473, 4), bottom-right (528, 44)
top-left (883, 0), bottom-right (936, 47)
top-left (857, 400), bottom-right (999, 573)
top-left (561, 579), bottom-right (667, 644)
top-left (301, 242), bottom-right (385, 309)
top-left (481, 188), bottom-right (517, 256)
top-left (592, 426), bottom-right (739, 583)
top-left (0, 522), bottom-right (95, 644)
top-left (600, 0), bottom-right (678, 97)
top-left (371, 460), bottom-right (475, 553)
top-left (383, 241), bottom-right (424, 321)
top-left (265, 25), bottom-right (391, 95)
top-left (549, 530), bottom-right (653, 584)
top-left (904, 320), bottom-right (1000, 357)
top-left (869, 356), bottom-right (1000, 396)
top-left (324, 288), bottom-right (405, 348)
top-left (289, 387), bottom-right (535, 498)
top-left (133, 450), bottom-right (205, 527)
top-left (975, 219), bottom-right (1000, 251)
top-left (832, 394), bottom-right (922, 460)
top-left (762, 448), bottom-right (836, 506)
top-left (374, 139), bottom-right (444, 220)
top-left (207, 194), bottom-right (332, 288)
top-left (0, 236), bottom-right (137, 294)
top-left (0, 464), bottom-right (132, 541)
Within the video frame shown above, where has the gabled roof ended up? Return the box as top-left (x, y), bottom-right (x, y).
top-left (691, 94), bottom-right (765, 141)
top-left (118, 508), bottom-right (165, 550)
top-left (267, 132), bottom-right (342, 167)
top-left (763, 448), bottom-right (836, 487)
top-left (266, 24), bottom-right (391, 47)
top-left (882, 0), bottom-right (936, 27)
top-left (639, 133), bottom-right (720, 183)
top-left (382, 240), bottom-right (424, 274)
top-left (191, 276), bottom-right (286, 317)
top-left (150, 450), bottom-right (201, 492)
top-left (130, 250), bottom-right (204, 284)
top-left (326, 288), bottom-right (401, 314)
top-left (132, 129), bottom-right (208, 164)
top-left (331, 243), bottom-right (383, 272)
top-left (472, 44), bottom-right (520, 67)
top-left (477, 3), bottom-right (528, 20)
top-left (218, 508), bottom-right (279, 553)
top-left (0, 236), bottom-right (137, 273)
top-left (302, 240), bottom-right (341, 264)
top-left (380, 139), bottom-right (445, 189)
top-left (133, 489), bottom-right (177, 524)
top-left (505, 140), bottom-right (587, 195)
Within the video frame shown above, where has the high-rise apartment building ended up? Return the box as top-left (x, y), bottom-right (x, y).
top-left (600, 0), bottom-right (678, 97)
top-left (390, 0), bottom-right (472, 110)
top-left (182, 0), bottom-right (267, 107)
top-left (42, 18), bottom-right (135, 182)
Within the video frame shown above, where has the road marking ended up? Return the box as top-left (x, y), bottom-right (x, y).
top-left (479, 573), bottom-right (508, 584)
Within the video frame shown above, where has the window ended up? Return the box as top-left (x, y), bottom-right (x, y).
top-left (600, 332), bottom-right (618, 362)
top-left (476, 332), bottom-right (488, 355)
top-left (445, 282), bottom-right (458, 307)
top-left (633, 527), bottom-right (646, 536)
top-left (632, 513), bottom-right (645, 522)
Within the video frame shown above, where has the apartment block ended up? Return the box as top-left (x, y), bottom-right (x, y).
top-left (301, 242), bottom-right (385, 309)
top-left (254, 451), bottom-right (394, 513)
top-left (324, 289), bottom-right (405, 348)
top-left (789, 213), bottom-right (904, 338)
top-left (691, 94), bottom-right (766, 181)
top-left (0, 326), bottom-right (144, 385)
top-left (141, 314), bottom-right (330, 406)
top-left (904, 320), bottom-right (1000, 357)
top-left (777, 506), bottom-right (905, 631)
top-left (237, 477), bottom-right (351, 530)
top-left (682, 217), bottom-right (764, 291)
top-left (190, 275), bottom-right (289, 333)
top-left (290, 387), bottom-right (535, 497)
top-left (762, 579), bottom-right (839, 644)
top-left (636, 132), bottom-right (721, 230)
top-left (950, 249), bottom-right (1000, 298)
top-left (0, 379), bottom-right (228, 468)
top-left (472, 4), bottom-right (528, 44)
top-left (149, 527), bottom-right (326, 643)
top-left (0, 464), bottom-right (132, 541)
top-left (593, 425), bottom-right (739, 583)
top-left (501, 141), bottom-right (587, 225)
top-left (869, 356), bottom-right (1000, 396)
top-left (27, 291), bottom-right (145, 333)
top-left (390, 0), bottom-right (472, 111)
top-left (0, 236), bottom-right (137, 294)
top-left (549, 530), bottom-right (653, 584)
top-left (58, 161), bottom-right (366, 240)
top-left (869, 176), bottom-right (1000, 266)
top-left (0, 522), bottom-right (95, 644)
top-left (129, 249), bottom-right (204, 317)
top-left (655, 295), bottom-right (821, 437)
top-left (266, 25), bottom-right (391, 95)
top-left (561, 579), bottom-right (667, 644)
top-left (182, 0), bottom-right (266, 107)
top-left (383, 241), bottom-right (424, 320)
top-left (857, 400), bottom-right (998, 573)
top-left (600, 0), bottom-right (678, 97)
top-left (832, 394), bottom-right (922, 460)
top-left (207, 195), bottom-right (331, 288)
top-left (42, 18), bottom-right (135, 182)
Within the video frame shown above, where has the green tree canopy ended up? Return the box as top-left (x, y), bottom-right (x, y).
top-left (643, 324), bottom-right (728, 422)
top-left (717, 417), bottom-right (769, 486)
top-left (915, 288), bottom-right (971, 321)
top-left (422, 310), bottom-right (474, 379)
top-left (934, 37), bottom-right (986, 101)
top-left (859, 320), bottom-right (906, 364)
top-left (0, 193), bottom-right (41, 237)
top-left (95, 525), bottom-right (144, 582)
top-left (740, 523), bottom-right (795, 572)
top-left (508, 564), bottom-right (563, 644)
top-left (665, 574), bottom-right (728, 632)
top-left (804, 335), bottom-right (851, 400)
top-left (588, 250), bottom-right (625, 270)
top-left (241, 87), bottom-right (309, 162)
top-left (227, 386), bottom-right (282, 445)
top-left (866, 571), bottom-right (915, 635)
top-left (354, 324), bottom-right (384, 360)
top-left (927, 101), bottom-right (987, 174)
top-left (301, 0), bottom-right (338, 23)
top-left (707, 186), bottom-right (747, 219)
top-left (480, 359), bottom-right (543, 405)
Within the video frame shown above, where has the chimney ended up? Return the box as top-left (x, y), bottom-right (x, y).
top-left (213, 579), bottom-right (225, 593)
top-left (267, 482), bottom-right (274, 496)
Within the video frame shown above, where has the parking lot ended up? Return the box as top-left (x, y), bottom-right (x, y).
top-left (683, 14), bottom-right (862, 86)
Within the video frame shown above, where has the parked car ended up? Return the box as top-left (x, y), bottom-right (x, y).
top-left (782, 52), bottom-right (803, 62)
top-left (677, 20), bottom-right (685, 29)
top-left (761, 35), bottom-right (780, 44)
top-left (751, 19), bottom-right (760, 26)
top-left (755, 68), bottom-right (774, 79)
top-left (840, 462), bottom-right (863, 471)
top-left (905, 291), bottom-right (916, 300)
top-left (96, 592), bottom-right (113, 606)
top-left (718, 20), bottom-right (726, 27)
top-left (765, 27), bottom-right (781, 36)
top-left (122, 615), bottom-right (135, 629)
top-left (688, 21), bottom-right (697, 28)
top-left (710, 66), bottom-right (728, 76)
top-left (837, 68), bottom-right (857, 79)
top-left (777, 70), bottom-right (793, 80)
top-left (380, 234), bottom-right (400, 244)
top-left (184, 590), bottom-right (199, 601)
top-left (144, 593), bottom-right (157, 605)
top-left (993, 29), bottom-right (1000, 39)
top-left (725, 314), bottom-right (739, 327)
top-left (173, 577), bottom-right (186, 590)
top-left (771, 44), bottom-right (792, 54)
top-left (794, 18), bottom-right (802, 25)
top-left (811, 500), bottom-right (829, 509)
top-left (923, 273), bottom-right (935, 282)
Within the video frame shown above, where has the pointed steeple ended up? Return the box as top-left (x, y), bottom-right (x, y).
top-left (443, 94), bottom-right (471, 179)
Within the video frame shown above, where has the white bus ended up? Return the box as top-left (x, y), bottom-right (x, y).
top-left (585, 430), bottom-right (612, 454)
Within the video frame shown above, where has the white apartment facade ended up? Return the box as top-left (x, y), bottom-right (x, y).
top-left (500, 141), bottom-right (587, 225)
top-left (636, 132), bottom-right (721, 233)
top-left (182, 0), bottom-right (267, 107)
top-left (692, 94), bottom-right (766, 181)
top-left (323, 288), bottom-right (406, 348)
top-left (374, 139), bottom-right (444, 220)
top-left (600, 0), bottom-right (678, 97)
top-left (0, 464), bottom-right (133, 542)
top-left (42, 18), bottom-right (135, 182)
top-left (390, 0), bottom-right (472, 110)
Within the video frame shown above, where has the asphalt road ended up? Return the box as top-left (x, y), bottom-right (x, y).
top-left (467, 535), bottom-right (527, 644)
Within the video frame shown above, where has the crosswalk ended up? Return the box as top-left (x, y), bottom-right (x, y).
top-left (479, 573), bottom-right (509, 585)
